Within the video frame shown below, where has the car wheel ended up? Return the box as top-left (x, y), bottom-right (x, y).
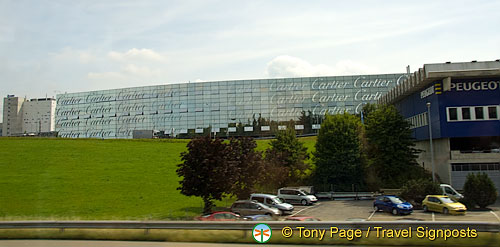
top-left (373, 205), bottom-right (380, 212)
top-left (443, 208), bottom-right (449, 215)
top-left (423, 205), bottom-right (428, 212)
top-left (392, 208), bottom-right (398, 215)
top-left (301, 199), bottom-right (308, 206)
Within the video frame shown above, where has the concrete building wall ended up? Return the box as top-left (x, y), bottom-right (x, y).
top-left (415, 138), bottom-right (452, 184)
top-left (2, 96), bottom-right (25, 136)
top-left (416, 138), bottom-right (500, 190)
top-left (22, 98), bottom-right (56, 133)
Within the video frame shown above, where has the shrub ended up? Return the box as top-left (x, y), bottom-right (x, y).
top-left (463, 173), bottom-right (497, 209)
top-left (399, 179), bottom-right (440, 208)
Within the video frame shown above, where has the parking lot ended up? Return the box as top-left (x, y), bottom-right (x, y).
top-left (284, 199), bottom-right (500, 222)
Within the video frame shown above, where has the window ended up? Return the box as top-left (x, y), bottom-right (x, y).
top-left (461, 107), bottom-right (471, 120)
top-left (452, 163), bottom-right (500, 171)
top-left (253, 197), bottom-right (264, 203)
top-left (475, 107), bottom-right (484, 119)
top-left (447, 105), bottom-right (498, 122)
top-left (488, 106), bottom-right (498, 119)
top-left (448, 108), bottom-right (458, 121)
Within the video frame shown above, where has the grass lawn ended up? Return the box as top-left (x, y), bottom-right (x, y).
top-left (0, 136), bottom-right (316, 220)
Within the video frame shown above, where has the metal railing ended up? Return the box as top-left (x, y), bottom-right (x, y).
top-left (0, 221), bottom-right (498, 232)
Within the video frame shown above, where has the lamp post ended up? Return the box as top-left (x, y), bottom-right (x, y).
top-left (426, 102), bottom-right (436, 182)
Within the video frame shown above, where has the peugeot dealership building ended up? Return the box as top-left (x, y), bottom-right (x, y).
top-left (379, 60), bottom-right (500, 190)
top-left (55, 73), bottom-right (406, 139)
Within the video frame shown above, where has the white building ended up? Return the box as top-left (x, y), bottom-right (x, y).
top-left (22, 98), bottom-right (56, 134)
top-left (2, 95), bottom-right (56, 136)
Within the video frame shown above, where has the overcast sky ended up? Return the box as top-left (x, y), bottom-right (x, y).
top-left (1, 0), bottom-right (500, 117)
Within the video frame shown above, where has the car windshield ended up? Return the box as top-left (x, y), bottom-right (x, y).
top-left (298, 190), bottom-right (307, 196)
top-left (439, 197), bottom-right (455, 204)
top-left (389, 197), bottom-right (405, 204)
top-left (270, 197), bottom-right (282, 204)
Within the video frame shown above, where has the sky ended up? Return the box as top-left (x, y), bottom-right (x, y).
top-left (1, 0), bottom-right (500, 117)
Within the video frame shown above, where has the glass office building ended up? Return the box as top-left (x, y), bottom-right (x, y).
top-left (56, 74), bottom-right (406, 138)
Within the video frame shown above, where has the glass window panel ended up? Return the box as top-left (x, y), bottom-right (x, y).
top-left (488, 106), bottom-right (498, 119)
top-left (448, 108), bottom-right (458, 121)
top-left (474, 107), bottom-right (484, 119)
top-left (461, 107), bottom-right (471, 120)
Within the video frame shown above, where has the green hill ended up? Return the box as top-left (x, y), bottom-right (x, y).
top-left (0, 137), bottom-right (316, 220)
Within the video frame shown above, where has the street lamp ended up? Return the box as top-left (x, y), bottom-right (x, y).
top-left (426, 102), bottom-right (436, 182)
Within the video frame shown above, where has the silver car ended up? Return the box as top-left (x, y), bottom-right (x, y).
top-left (250, 193), bottom-right (294, 215)
top-left (230, 200), bottom-right (281, 217)
top-left (277, 188), bottom-right (318, 206)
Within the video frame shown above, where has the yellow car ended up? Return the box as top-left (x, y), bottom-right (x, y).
top-left (422, 195), bottom-right (467, 215)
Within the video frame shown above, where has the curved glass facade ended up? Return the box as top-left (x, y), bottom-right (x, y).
top-left (56, 74), bottom-right (406, 138)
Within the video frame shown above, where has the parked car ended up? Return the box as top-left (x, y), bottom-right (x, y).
top-left (422, 195), bottom-right (467, 215)
top-left (373, 195), bottom-right (413, 215)
top-left (196, 211), bottom-right (241, 221)
top-left (440, 184), bottom-right (464, 201)
top-left (284, 216), bottom-right (321, 221)
top-left (250, 193), bottom-right (294, 215)
top-left (242, 215), bottom-right (274, 221)
top-left (230, 200), bottom-right (281, 217)
top-left (277, 188), bottom-right (318, 206)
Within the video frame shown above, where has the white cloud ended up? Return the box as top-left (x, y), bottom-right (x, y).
top-left (265, 55), bottom-right (379, 78)
top-left (51, 48), bottom-right (95, 64)
top-left (108, 48), bottom-right (166, 62)
top-left (87, 71), bottom-right (124, 80)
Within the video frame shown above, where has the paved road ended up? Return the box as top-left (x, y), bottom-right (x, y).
top-left (293, 199), bottom-right (500, 222)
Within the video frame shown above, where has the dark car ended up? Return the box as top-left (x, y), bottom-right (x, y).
top-left (196, 211), bottom-right (241, 221)
top-left (373, 195), bottom-right (413, 215)
top-left (230, 200), bottom-right (281, 217)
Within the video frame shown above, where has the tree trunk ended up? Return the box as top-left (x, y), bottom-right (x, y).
top-left (203, 197), bottom-right (214, 214)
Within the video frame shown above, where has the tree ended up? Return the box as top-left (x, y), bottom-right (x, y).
top-left (399, 179), bottom-right (440, 208)
top-left (313, 113), bottom-right (364, 192)
top-left (228, 137), bottom-right (264, 200)
top-left (268, 128), bottom-right (310, 184)
top-left (176, 136), bottom-right (236, 214)
top-left (463, 173), bottom-right (497, 209)
top-left (260, 148), bottom-right (291, 192)
top-left (364, 104), bottom-right (421, 188)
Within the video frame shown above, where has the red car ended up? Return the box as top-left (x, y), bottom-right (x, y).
top-left (284, 216), bottom-right (321, 221)
top-left (196, 211), bottom-right (241, 221)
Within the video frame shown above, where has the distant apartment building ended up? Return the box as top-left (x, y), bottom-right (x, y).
top-left (22, 98), bottom-right (57, 134)
top-left (2, 95), bottom-right (25, 136)
top-left (1, 95), bottom-right (56, 136)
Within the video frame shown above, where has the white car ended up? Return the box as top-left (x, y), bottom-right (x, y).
top-left (277, 188), bottom-right (318, 206)
top-left (250, 193), bottom-right (294, 215)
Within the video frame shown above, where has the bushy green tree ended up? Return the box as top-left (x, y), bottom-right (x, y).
top-left (260, 148), bottom-right (292, 192)
top-left (176, 136), bottom-right (236, 214)
top-left (365, 104), bottom-right (421, 188)
top-left (228, 137), bottom-right (264, 200)
top-left (313, 113), bottom-right (364, 191)
top-left (463, 173), bottom-right (497, 209)
top-left (268, 128), bottom-right (310, 184)
top-left (399, 179), bottom-right (440, 208)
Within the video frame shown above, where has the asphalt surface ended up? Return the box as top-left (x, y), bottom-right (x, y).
top-left (286, 199), bottom-right (500, 222)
